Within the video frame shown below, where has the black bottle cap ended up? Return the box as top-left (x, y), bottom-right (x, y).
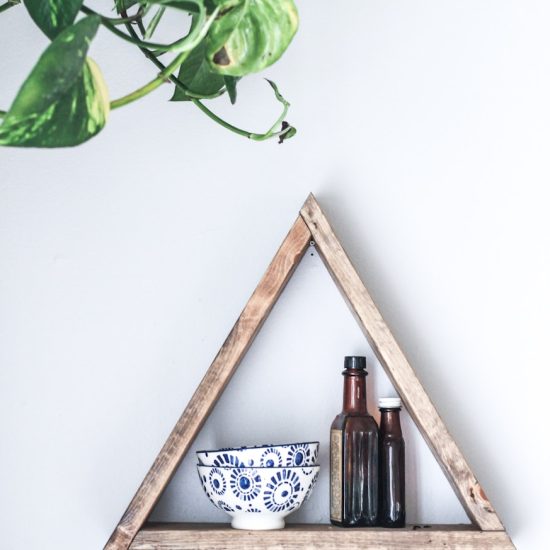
top-left (344, 356), bottom-right (367, 370)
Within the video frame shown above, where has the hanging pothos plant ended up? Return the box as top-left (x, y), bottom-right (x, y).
top-left (0, 0), bottom-right (299, 148)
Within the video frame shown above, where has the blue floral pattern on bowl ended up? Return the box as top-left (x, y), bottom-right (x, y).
top-left (260, 448), bottom-right (283, 467)
top-left (217, 500), bottom-right (234, 512)
top-left (285, 443), bottom-right (317, 466)
top-left (208, 467), bottom-right (226, 496)
top-left (230, 468), bottom-right (262, 501)
top-left (197, 464), bottom-right (320, 530)
top-left (303, 471), bottom-right (320, 502)
top-left (212, 453), bottom-right (245, 468)
top-left (263, 469), bottom-right (302, 512)
top-left (197, 441), bottom-right (319, 468)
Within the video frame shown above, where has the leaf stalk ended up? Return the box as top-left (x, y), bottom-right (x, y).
top-left (0, 1), bottom-right (19, 14)
top-left (108, 5), bottom-right (219, 109)
top-left (81, 4), bottom-right (207, 53)
top-left (110, 50), bottom-right (190, 109)
top-left (120, 13), bottom-right (293, 141)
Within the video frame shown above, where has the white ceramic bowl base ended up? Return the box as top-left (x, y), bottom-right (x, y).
top-left (230, 512), bottom-right (286, 530)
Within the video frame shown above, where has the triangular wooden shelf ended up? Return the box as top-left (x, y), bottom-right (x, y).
top-left (105, 194), bottom-right (515, 550)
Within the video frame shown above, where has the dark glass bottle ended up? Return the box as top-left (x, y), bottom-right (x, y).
top-left (330, 356), bottom-right (379, 527)
top-left (378, 397), bottom-right (406, 527)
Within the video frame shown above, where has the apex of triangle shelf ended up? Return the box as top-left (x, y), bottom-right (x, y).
top-left (104, 194), bottom-right (515, 550)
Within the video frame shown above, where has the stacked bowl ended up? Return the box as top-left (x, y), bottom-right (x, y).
top-left (196, 441), bottom-right (320, 530)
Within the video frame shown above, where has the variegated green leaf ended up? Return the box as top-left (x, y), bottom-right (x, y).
top-left (24, 0), bottom-right (84, 39)
top-left (224, 76), bottom-right (239, 104)
top-left (0, 16), bottom-right (109, 148)
top-left (171, 39), bottom-right (225, 101)
top-left (206, 0), bottom-right (298, 76)
top-left (143, 1), bottom-right (204, 14)
top-left (115, 0), bottom-right (140, 12)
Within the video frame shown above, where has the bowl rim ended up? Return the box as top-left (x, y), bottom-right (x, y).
top-left (197, 464), bottom-right (320, 471)
top-left (196, 441), bottom-right (320, 454)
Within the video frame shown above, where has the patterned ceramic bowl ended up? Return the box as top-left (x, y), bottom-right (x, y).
top-left (197, 464), bottom-right (320, 530)
top-left (196, 441), bottom-right (319, 468)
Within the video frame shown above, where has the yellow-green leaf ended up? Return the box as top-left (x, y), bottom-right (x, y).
top-left (206, 0), bottom-right (299, 76)
top-left (0, 16), bottom-right (109, 148)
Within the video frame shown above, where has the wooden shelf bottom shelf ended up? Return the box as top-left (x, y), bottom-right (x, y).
top-left (130, 523), bottom-right (514, 549)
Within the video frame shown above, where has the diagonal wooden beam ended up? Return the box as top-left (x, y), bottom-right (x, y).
top-left (104, 216), bottom-right (312, 550)
top-left (300, 193), bottom-right (504, 531)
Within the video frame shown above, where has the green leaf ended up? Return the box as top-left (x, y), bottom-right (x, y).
top-left (24, 0), bottom-right (84, 39)
top-left (145, 0), bottom-right (204, 13)
top-left (224, 76), bottom-right (239, 104)
top-left (206, 0), bottom-right (298, 76)
top-left (171, 40), bottom-right (225, 101)
top-left (278, 121), bottom-right (296, 143)
top-left (115, 0), bottom-right (139, 13)
top-left (0, 16), bottom-right (109, 148)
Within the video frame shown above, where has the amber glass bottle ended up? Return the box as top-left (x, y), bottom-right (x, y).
top-left (378, 397), bottom-right (406, 527)
top-left (330, 356), bottom-right (379, 527)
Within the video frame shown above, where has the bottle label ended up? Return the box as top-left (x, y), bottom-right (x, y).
top-left (330, 428), bottom-right (343, 522)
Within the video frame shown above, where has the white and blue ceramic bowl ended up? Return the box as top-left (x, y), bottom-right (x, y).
top-left (196, 441), bottom-right (319, 468)
top-left (197, 464), bottom-right (320, 530)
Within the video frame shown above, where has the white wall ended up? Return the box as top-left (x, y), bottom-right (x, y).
top-left (1, 2), bottom-right (548, 549)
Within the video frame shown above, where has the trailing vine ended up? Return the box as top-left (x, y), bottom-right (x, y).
top-left (0, 0), bottom-right (298, 148)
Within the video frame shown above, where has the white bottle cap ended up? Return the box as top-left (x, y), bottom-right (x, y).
top-left (379, 397), bottom-right (402, 409)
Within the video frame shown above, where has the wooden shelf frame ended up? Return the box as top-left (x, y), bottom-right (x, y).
top-left (130, 523), bottom-right (514, 550)
top-left (105, 194), bottom-right (515, 550)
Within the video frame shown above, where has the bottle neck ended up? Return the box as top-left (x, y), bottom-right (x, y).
top-left (380, 408), bottom-right (402, 436)
top-left (342, 371), bottom-right (368, 414)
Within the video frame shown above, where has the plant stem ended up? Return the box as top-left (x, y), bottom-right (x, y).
top-left (109, 4), bottom-right (218, 109)
top-left (190, 95), bottom-right (290, 141)
top-left (144, 6), bottom-right (165, 39)
top-left (95, 9), bottom-right (145, 26)
top-left (80, 6), bottom-right (169, 49)
top-left (136, 17), bottom-right (147, 38)
top-left (81, 4), bottom-right (207, 53)
top-left (110, 51), bottom-right (189, 109)
top-left (190, 100), bottom-right (255, 139)
top-left (0, 1), bottom-right (18, 14)
top-left (121, 16), bottom-right (292, 141)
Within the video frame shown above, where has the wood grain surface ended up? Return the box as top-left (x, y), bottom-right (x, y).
top-left (104, 217), bottom-right (312, 550)
top-left (105, 195), bottom-right (514, 550)
top-left (130, 523), bottom-right (515, 550)
top-left (300, 194), bottom-right (504, 532)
